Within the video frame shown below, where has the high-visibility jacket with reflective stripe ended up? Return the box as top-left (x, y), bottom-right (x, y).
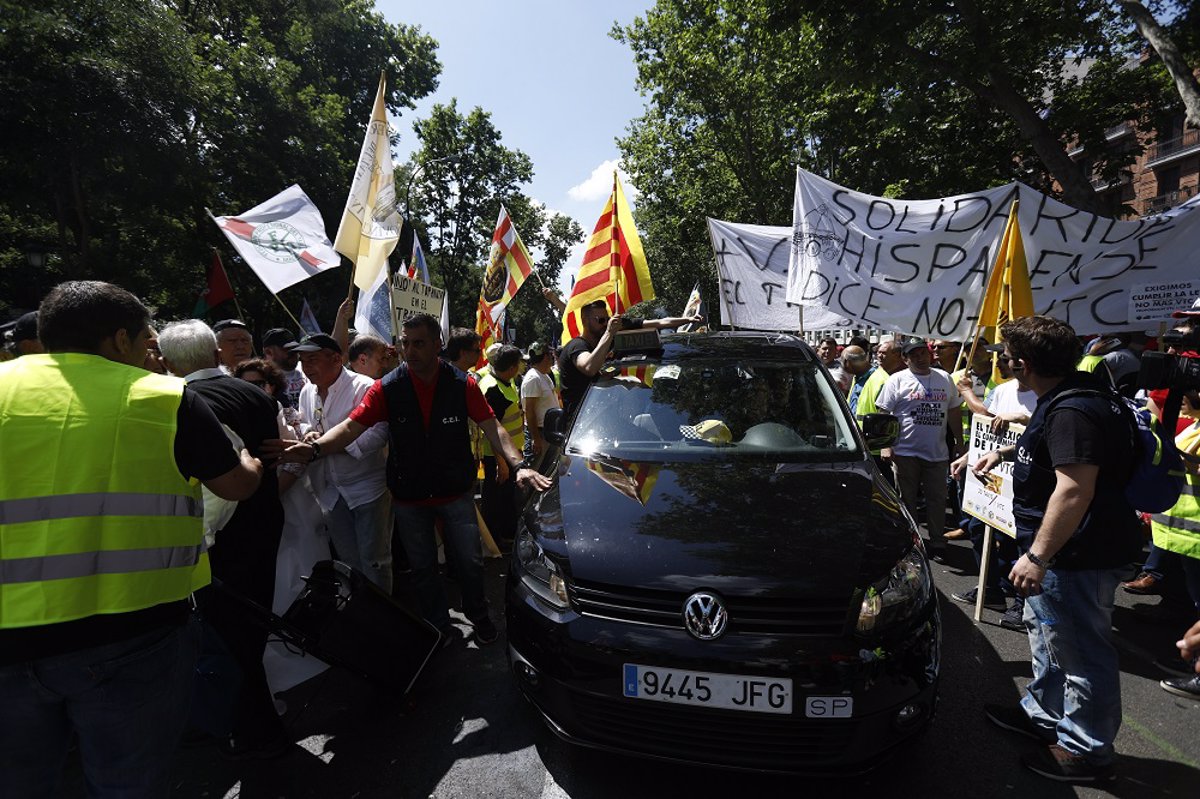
top-left (477, 372), bottom-right (524, 456)
top-left (0, 353), bottom-right (206, 629)
top-left (1150, 422), bottom-right (1200, 559)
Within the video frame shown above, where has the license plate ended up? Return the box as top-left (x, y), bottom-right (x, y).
top-left (623, 663), bottom-right (792, 714)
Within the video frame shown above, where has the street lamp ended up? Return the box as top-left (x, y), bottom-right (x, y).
top-left (22, 242), bottom-right (48, 270)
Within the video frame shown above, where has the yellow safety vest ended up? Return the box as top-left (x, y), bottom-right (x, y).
top-left (1150, 423), bottom-right (1200, 559)
top-left (477, 372), bottom-right (524, 456)
top-left (0, 354), bottom-right (207, 629)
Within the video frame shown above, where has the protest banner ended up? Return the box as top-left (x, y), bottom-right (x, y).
top-left (785, 169), bottom-right (1200, 338)
top-left (961, 414), bottom-right (1023, 538)
top-left (706, 218), bottom-right (849, 331)
top-left (1128, 280), bottom-right (1200, 325)
top-left (392, 275), bottom-right (446, 326)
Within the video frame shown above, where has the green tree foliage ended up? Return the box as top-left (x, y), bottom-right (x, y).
top-left (616, 0), bottom-right (1187, 323)
top-left (613, 0), bottom-right (1026, 322)
top-left (405, 100), bottom-right (583, 344)
top-left (0, 0), bottom-right (439, 332)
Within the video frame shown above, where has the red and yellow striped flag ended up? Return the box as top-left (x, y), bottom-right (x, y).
top-left (561, 173), bottom-right (654, 345)
top-left (476, 205), bottom-right (535, 355)
top-left (585, 458), bottom-right (661, 506)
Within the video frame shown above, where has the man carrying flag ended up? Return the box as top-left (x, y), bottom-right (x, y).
top-left (475, 206), bottom-right (535, 359)
top-left (556, 173), bottom-right (698, 419)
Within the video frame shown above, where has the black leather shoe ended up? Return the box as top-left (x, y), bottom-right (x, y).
top-left (1160, 674), bottom-right (1200, 700)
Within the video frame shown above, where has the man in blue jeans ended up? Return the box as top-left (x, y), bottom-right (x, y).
top-left (971, 316), bottom-right (1142, 785)
top-left (1, 281), bottom-right (262, 798)
top-left (274, 314), bottom-right (550, 645)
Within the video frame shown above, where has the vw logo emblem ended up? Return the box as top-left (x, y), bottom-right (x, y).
top-left (683, 592), bottom-right (728, 641)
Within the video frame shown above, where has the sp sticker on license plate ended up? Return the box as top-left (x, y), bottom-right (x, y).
top-left (804, 696), bottom-right (854, 718)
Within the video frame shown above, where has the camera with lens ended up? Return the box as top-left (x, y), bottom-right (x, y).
top-left (1137, 325), bottom-right (1200, 391)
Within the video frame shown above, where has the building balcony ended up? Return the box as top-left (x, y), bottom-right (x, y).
top-left (1140, 185), bottom-right (1198, 215)
top-left (1145, 128), bottom-right (1200, 168)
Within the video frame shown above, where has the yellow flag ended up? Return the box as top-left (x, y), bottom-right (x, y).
top-left (978, 199), bottom-right (1034, 381)
top-left (335, 73), bottom-right (401, 291)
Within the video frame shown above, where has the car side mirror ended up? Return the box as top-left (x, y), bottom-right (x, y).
top-left (859, 413), bottom-right (899, 450)
top-left (544, 408), bottom-right (566, 446)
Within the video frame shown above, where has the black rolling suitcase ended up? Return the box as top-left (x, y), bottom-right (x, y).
top-left (279, 560), bottom-right (442, 694)
top-left (212, 560), bottom-right (442, 695)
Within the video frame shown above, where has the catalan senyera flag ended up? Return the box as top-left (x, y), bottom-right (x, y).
top-left (475, 205), bottom-right (535, 354)
top-left (585, 458), bottom-right (661, 506)
top-left (977, 199), bottom-right (1034, 382)
top-left (335, 72), bottom-right (401, 292)
top-left (561, 173), bottom-right (654, 345)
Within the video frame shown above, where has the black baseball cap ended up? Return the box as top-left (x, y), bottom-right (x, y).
top-left (901, 339), bottom-right (930, 356)
top-left (12, 311), bottom-right (38, 343)
top-left (287, 333), bottom-right (342, 354)
top-left (212, 319), bottom-right (249, 334)
top-left (262, 328), bottom-right (298, 349)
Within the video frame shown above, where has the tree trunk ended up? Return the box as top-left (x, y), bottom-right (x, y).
top-left (1120, 0), bottom-right (1200, 128)
top-left (68, 149), bottom-right (90, 274)
top-left (982, 68), bottom-right (1104, 215)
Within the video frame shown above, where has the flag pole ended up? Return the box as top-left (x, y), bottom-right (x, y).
top-left (956, 198), bottom-right (1019, 375)
top-left (271, 290), bottom-right (306, 332)
top-left (610, 171), bottom-right (621, 315)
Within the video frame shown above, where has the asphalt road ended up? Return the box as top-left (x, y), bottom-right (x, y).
top-left (62, 538), bottom-right (1200, 798)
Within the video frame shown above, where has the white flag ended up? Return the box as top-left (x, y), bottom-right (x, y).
top-left (354, 262), bottom-right (393, 342)
top-left (336, 73), bottom-right (401, 292)
top-left (212, 185), bottom-right (340, 294)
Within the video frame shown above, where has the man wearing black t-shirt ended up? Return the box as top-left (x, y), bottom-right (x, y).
top-left (558, 300), bottom-right (701, 420)
top-left (971, 316), bottom-right (1139, 786)
top-left (0, 281), bottom-right (262, 798)
top-left (159, 319), bottom-right (290, 758)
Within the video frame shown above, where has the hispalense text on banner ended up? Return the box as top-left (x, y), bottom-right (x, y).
top-left (392, 275), bottom-right (446, 326)
top-left (961, 414), bottom-right (1023, 538)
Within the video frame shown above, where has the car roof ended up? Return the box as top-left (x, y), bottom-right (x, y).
top-left (610, 330), bottom-right (819, 368)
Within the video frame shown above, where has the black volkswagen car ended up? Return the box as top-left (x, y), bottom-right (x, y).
top-left (506, 332), bottom-right (939, 773)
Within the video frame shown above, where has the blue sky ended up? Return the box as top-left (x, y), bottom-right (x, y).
top-left (376, 1), bottom-right (653, 287)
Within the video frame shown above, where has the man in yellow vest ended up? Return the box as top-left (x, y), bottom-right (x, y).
top-left (1150, 395), bottom-right (1200, 699)
top-left (478, 345), bottom-right (526, 549)
top-left (0, 281), bottom-right (263, 798)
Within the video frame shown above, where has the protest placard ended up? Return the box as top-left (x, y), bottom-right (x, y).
top-left (961, 414), bottom-right (1024, 538)
top-left (392, 275), bottom-right (446, 326)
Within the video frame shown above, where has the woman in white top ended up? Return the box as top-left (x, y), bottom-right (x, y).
top-left (521, 342), bottom-right (561, 463)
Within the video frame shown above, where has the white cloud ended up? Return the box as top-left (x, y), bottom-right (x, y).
top-left (567, 159), bottom-right (638, 203)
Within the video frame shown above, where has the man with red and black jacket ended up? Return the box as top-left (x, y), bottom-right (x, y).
top-left (273, 314), bottom-right (550, 645)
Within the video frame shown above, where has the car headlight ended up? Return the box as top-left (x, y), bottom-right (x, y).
top-left (515, 527), bottom-right (570, 610)
top-left (856, 547), bottom-right (932, 634)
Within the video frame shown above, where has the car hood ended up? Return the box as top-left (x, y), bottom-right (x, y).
top-left (528, 455), bottom-right (913, 598)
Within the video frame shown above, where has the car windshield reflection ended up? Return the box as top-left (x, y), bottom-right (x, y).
top-left (568, 360), bottom-right (859, 461)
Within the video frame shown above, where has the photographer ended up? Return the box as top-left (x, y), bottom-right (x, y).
top-left (557, 300), bottom-right (701, 419)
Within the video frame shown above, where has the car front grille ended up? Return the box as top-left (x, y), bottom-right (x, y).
top-left (568, 688), bottom-right (858, 769)
top-left (570, 580), bottom-right (851, 636)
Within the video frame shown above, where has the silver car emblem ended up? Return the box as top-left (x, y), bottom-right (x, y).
top-left (683, 592), bottom-right (728, 640)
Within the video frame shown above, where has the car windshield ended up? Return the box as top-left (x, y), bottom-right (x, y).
top-left (567, 359), bottom-right (860, 461)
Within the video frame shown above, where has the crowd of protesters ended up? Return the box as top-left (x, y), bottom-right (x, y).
top-left (2, 281), bottom-right (1199, 793)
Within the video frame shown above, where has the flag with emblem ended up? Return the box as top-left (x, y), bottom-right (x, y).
top-left (335, 72), bottom-right (401, 292)
top-left (977, 199), bottom-right (1033, 381)
top-left (193, 250), bottom-right (236, 317)
top-left (211, 185), bottom-right (340, 294)
top-left (561, 173), bottom-right (654, 345)
top-left (475, 205), bottom-right (535, 353)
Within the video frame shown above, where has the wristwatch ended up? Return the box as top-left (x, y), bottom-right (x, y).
top-left (310, 441), bottom-right (322, 462)
top-left (1025, 551), bottom-right (1053, 569)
